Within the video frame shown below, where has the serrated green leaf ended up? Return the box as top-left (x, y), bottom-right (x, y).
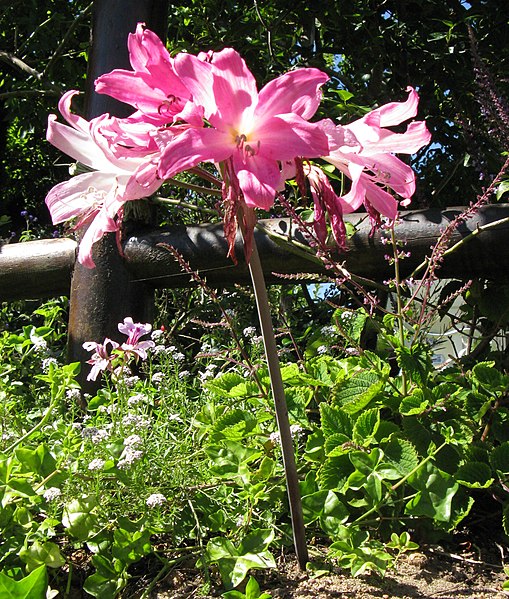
top-left (399, 390), bottom-right (429, 416)
top-left (319, 455), bottom-right (355, 491)
top-left (396, 343), bottom-right (432, 385)
top-left (455, 462), bottom-right (494, 489)
top-left (334, 371), bottom-right (384, 414)
top-left (472, 362), bottom-right (502, 390)
top-left (383, 437), bottom-right (419, 477)
top-left (490, 442), bottom-right (509, 474)
top-left (210, 409), bottom-right (258, 443)
top-left (320, 404), bottom-right (353, 438)
top-left (352, 408), bottom-right (380, 446)
top-left (325, 433), bottom-right (351, 457)
top-left (205, 373), bottom-right (251, 397)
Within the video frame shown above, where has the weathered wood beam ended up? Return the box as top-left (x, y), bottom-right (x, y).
top-left (1, 205), bottom-right (509, 301)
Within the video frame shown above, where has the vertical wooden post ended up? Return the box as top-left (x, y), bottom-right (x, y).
top-left (67, 0), bottom-right (168, 392)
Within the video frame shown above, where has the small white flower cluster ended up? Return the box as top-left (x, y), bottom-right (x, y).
top-left (152, 344), bottom-right (166, 356)
top-left (127, 393), bottom-right (148, 407)
top-left (151, 372), bottom-right (164, 385)
top-left (66, 388), bottom-right (82, 402)
top-left (124, 375), bottom-right (141, 388)
top-left (117, 447), bottom-right (143, 469)
top-left (43, 487), bottom-right (62, 502)
top-left (146, 493), bottom-right (167, 508)
top-left (167, 346), bottom-right (185, 361)
top-left (42, 357), bottom-right (58, 372)
top-left (122, 413), bottom-right (151, 429)
top-left (320, 325), bottom-right (337, 339)
top-left (316, 345), bottom-right (328, 355)
top-left (88, 458), bottom-right (105, 471)
top-left (151, 329), bottom-right (165, 341)
top-left (243, 326), bottom-right (257, 338)
top-left (81, 427), bottom-right (110, 444)
top-left (269, 424), bottom-right (304, 445)
top-left (199, 364), bottom-right (216, 381)
top-left (179, 370), bottom-right (190, 379)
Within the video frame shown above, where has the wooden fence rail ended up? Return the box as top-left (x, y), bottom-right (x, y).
top-left (1, 204), bottom-right (509, 302)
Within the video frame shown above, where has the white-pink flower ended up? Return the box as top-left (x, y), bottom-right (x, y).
top-left (45, 90), bottom-right (163, 268)
top-left (118, 317), bottom-right (155, 360)
top-left (82, 338), bottom-right (119, 381)
top-left (321, 87), bottom-right (431, 220)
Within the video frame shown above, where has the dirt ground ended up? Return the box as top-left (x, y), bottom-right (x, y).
top-left (148, 539), bottom-right (509, 599)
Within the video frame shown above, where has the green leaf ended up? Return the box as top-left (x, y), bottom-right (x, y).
top-left (395, 343), bottom-right (432, 385)
top-left (62, 495), bottom-right (99, 541)
top-left (210, 409), bottom-right (258, 443)
top-left (319, 455), bottom-right (355, 491)
top-left (406, 462), bottom-right (458, 523)
top-left (352, 408), bottom-right (380, 446)
top-left (489, 442), bottom-right (509, 474)
top-left (472, 362), bottom-right (502, 390)
top-left (0, 565), bottom-right (48, 599)
top-left (19, 541), bottom-right (65, 571)
top-left (455, 462), bottom-right (494, 489)
top-left (383, 437), bottom-right (419, 477)
top-left (320, 404), bottom-right (353, 438)
top-left (399, 390), bottom-right (429, 416)
top-left (334, 371), bottom-right (384, 414)
top-left (205, 373), bottom-right (252, 398)
top-left (15, 444), bottom-right (57, 478)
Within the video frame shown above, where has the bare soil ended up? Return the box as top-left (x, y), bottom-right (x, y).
top-left (148, 538), bottom-right (508, 599)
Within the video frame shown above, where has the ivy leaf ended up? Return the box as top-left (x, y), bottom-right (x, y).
top-left (0, 565), bottom-right (48, 599)
top-left (406, 462), bottom-right (458, 523)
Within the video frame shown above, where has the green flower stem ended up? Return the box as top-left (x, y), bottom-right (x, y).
top-left (390, 224), bottom-right (408, 396)
top-left (6, 396), bottom-right (59, 453)
top-left (165, 177), bottom-right (223, 197)
top-left (152, 195), bottom-right (219, 215)
top-left (241, 222), bottom-right (309, 570)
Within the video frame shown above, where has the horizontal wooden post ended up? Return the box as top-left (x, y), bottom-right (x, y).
top-left (1, 205), bottom-right (509, 301)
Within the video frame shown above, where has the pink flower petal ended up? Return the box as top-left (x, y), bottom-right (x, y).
top-left (157, 127), bottom-right (233, 179)
top-left (233, 152), bottom-right (281, 210)
top-left (256, 68), bottom-right (328, 122)
top-left (369, 86), bottom-right (420, 128)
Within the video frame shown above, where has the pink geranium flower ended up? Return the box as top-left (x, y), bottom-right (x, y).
top-left (118, 317), bottom-right (155, 360)
top-left (321, 87), bottom-right (431, 221)
top-left (82, 338), bottom-right (119, 381)
top-left (95, 23), bottom-right (202, 127)
top-left (45, 90), bottom-right (163, 268)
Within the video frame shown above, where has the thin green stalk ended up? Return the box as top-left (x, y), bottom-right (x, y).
top-left (6, 396), bottom-right (59, 453)
top-left (241, 224), bottom-right (309, 570)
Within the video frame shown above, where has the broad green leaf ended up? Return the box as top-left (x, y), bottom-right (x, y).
top-left (0, 565), bottom-right (48, 599)
top-left (205, 373), bottom-right (251, 397)
top-left (112, 528), bottom-right (152, 565)
top-left (334, 371), bottom-right (384, 414)
top-left (15, 444), bottom-right (57, 478)
top-left (472, 362), bottom-right (502, 391)
top-left (489, 442), bottom-right (509, 474)
top-left (383, 437), bottom-right (419, 477)
top-left (319, 491), bottom-right (349, 537)
top-left (320, 404), bottom-right (352, 438)
top-left (352, 408), bottom-right (380, 446)
top-left (399, 390), bottom-right (429, 416)
top-left (319, 455), bottom-right (355, 491)
top-left (395, 343), bottom-right (432, 385)
top-left (210, 409), bottom-right (258, 443)
top-left (304, 430), bottom-right (325, 463)
top-left (324, 433), bottom-right (351, 457)
top-left (455, 462), bottom-right (494, 489)
top-left (19, 541), bottom-right (65, 571)
top-left (62, 496), bottom-right (99, 541)
top-left (406, 462), bottom-right (458, 522)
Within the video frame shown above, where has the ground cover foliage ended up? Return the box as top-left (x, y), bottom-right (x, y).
top-left (2, 1), bottom-right (509, 597)
top-left (2, 263), bottom-right (509, 597)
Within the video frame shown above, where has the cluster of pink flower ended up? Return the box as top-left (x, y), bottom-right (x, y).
top-left (45, 23), bottom-right (431, 268)
top-left (83, 316), bottom-right (154, 381)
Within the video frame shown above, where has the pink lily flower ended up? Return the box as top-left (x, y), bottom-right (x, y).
top-left (95, 23), bottom-right (202, 127)
top-left (322, 87), bottom-right (431, 221)
top-left (45, 90), bottom-right (163, 268)
top-left (82, 338), bottom-right (119, 381)
top-left (118, 317), bottom-right (155, 360)
top-left (157, 48), bottom-right (329, 211)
